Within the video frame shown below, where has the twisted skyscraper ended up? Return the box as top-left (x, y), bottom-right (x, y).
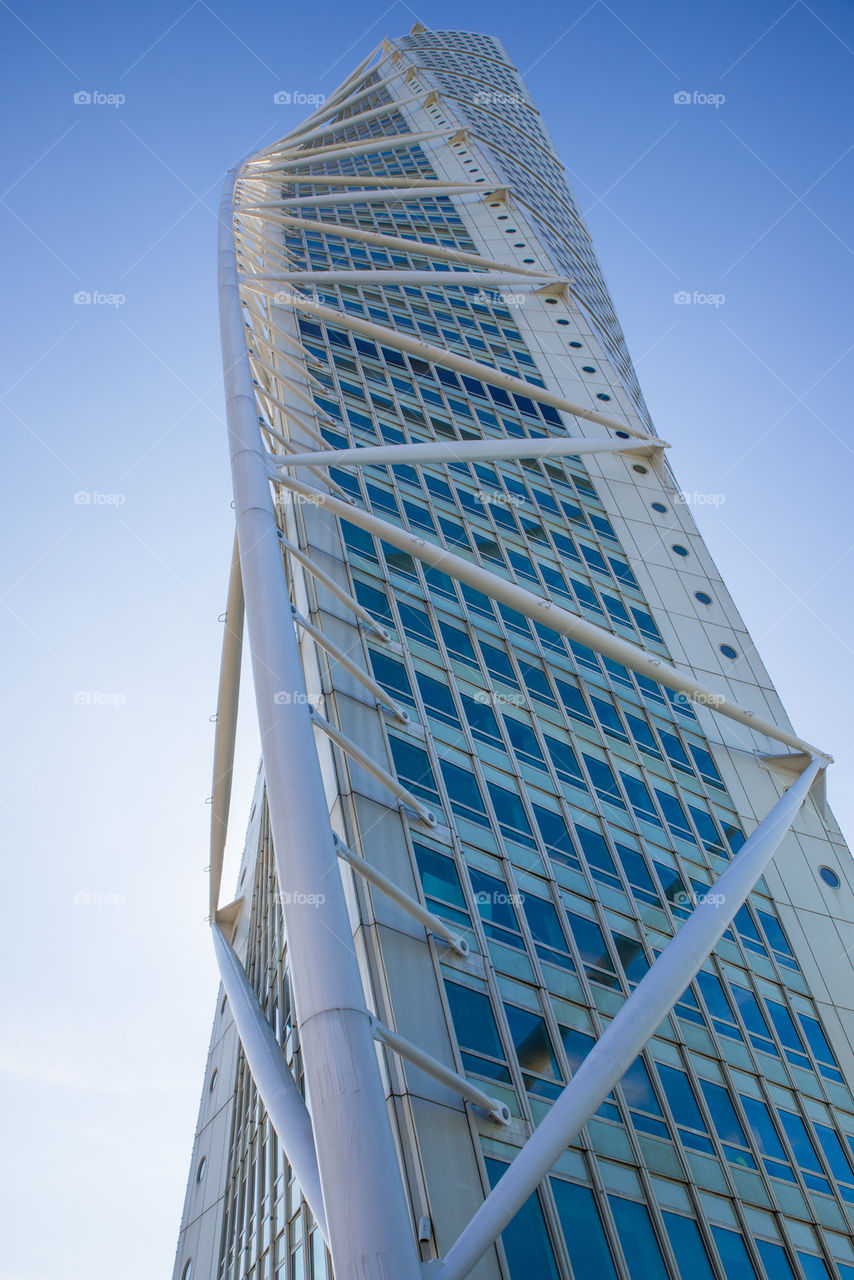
top-left (173, 28), bottom-right (854, 1280)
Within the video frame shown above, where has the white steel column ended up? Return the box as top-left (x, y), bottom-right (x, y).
top-left (211, 924), bottom-right (329, 1242)
top-left (269, 436), bottom-right (664, 471)
top-left (218, 163), bottom-right (422, 1280)
top-left (435, 757), bottom-right (824, 1280)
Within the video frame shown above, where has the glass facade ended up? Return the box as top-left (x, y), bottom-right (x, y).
top-left (174, 28), bottom-right (854, 1280)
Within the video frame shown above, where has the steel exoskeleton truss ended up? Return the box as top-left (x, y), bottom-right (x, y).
top-left (209, 38), bottom-right (832, 1280)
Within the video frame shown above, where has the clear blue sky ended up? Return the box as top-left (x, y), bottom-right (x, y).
top-left (0, 2), bottom-right (852, 1277)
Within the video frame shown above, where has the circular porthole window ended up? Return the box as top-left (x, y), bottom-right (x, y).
top-left (569, 341), bottom-right (582, 348)
top-left (596, 393), bottom-right (611, 401)
top-left (181, 1262), bottom-right (193, 1280)
top-left (695, 591), bottom-right (712, 605)
top-left (672, 544), bottom-right (689, 557)
top-left (557, 317), bottom-right (569, 325)
top-left (633, 465), bottom-right (648, 475)
top-left (720, 644), bottom-right (738, 660)
top-left (197, 1157), bottom-right (207, 1183)
top-left (545, 298), bottom-right (558, 305)
top-left (819, 866), bottom-right (841, 888)
top-left (615, 430), bottom-right (630, 438)
top-left (582, 365), bottom-right (596, 373)
top-left (523, 258), bottom-right (535, 264)
top-left (209, 1069), bottom-right (218, 1093)
top-left (651, 501), bottom-right (667, 513)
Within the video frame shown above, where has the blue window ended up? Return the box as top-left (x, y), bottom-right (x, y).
top-left (700, 1080), bottom-right (755, 1167)
top-left (658, 729), bottom-right (693, 774)
top-left (625, 712), bottom-right (662, 759)
top-left (662, 1213), bottom-right (716, 1280)
top-left (657, 1064), bottom-right (714, 1153)
top-left (655, 789), bottom-right (697, 844)
top-left (690, 743), bottom-right (725, 788)
top-left (799, 1013), bottom-right (844, 1081)
top-left (369, 651), bottom-right (415, 709)
top-left (460, 693), bottom-right (504, 749)
top-left (554, 677), bottom-right (593, 724)
top-left (777, 1110), bottom-right (831, 1192)
top-left (503, 715), bottom-right (547, 771)
top-left (654, 861), bottom-right (691, 917)
top-left (413, 844), bottom-right (469, 927)
top-left (592, 696), bottom-right (629, 741)
top-left (415, 671), bottom-right (460, 728)
top-left (479, 641), bottom-right (518, 687)
top-left (711, 1227), bottom-right (759, 1279)
top-left (388, 738), bottom-right (440, 806)
top-left (608, 1197), bottom-right (669, 1280)
top-left (503, 1004), bottom-right (561, 1096)
top-left (439, 619), bottom-right (478, 667)
top-left (523, 893), bottom-right (573, 966)
top-left (688, 805), bottom-right (726, 855)
top-left (469, 866), bottom-right (525, 950)
top-left (353, 579), bottom-right (393, 624)
top-left (484, 1160), bottom-right (560, 1280)
top-left (486, 779), bottom-right (537, 848)
top-left (631, 606), bottom-right (662, 641)
top-left (796, 1255), bottom-right (832, 1280)
top-left (739, 1094), bottom-right (795, 1181)
top-left (765, 1001), bottom-right (810, 1069)
top-left (439, 760), bottom-right (490, 828)
top-left (567, 914), bottom-right (619, 987)
top-left (520, 663), bottom-right (558, 708)
top-left (532, 804), bottom-right (579, 870)
top-left (583, 755), bottom-right (627, 810)
top-left (730, 984), bottom-right (777, 1055)
top-left (574, 824), bottom-right (620, 887)
top-left (620, 772), bottom-right (663, 827)
top-left (755, 1240), bottom-right (798, 1279)
top-left (550, 1180), bottom-right (618, 1280)
top-left (757, 910), bottom-right (799, 970)
top-left (615, 844), bottom-right (661, 906)
top-left (621, 1056), bottom-right (669, 1138)
top-left (612, 932), bottom-right (650, 986)
top-left (398, 602), bottom-right (435, 644)
top-left (444, 982), bottom-right (509, 1082)
top-left (608, 556), bottom-right (638, 587)
top-left (813, 1121), bottom-right (854, 1196)
top-left (696, 970), bottom-right (743, 1040)
top-left (544, 734), bottom-right (586, 792)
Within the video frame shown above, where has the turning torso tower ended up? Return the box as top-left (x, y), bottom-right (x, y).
top-left (173, 27), bottom-right (854, 1280)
